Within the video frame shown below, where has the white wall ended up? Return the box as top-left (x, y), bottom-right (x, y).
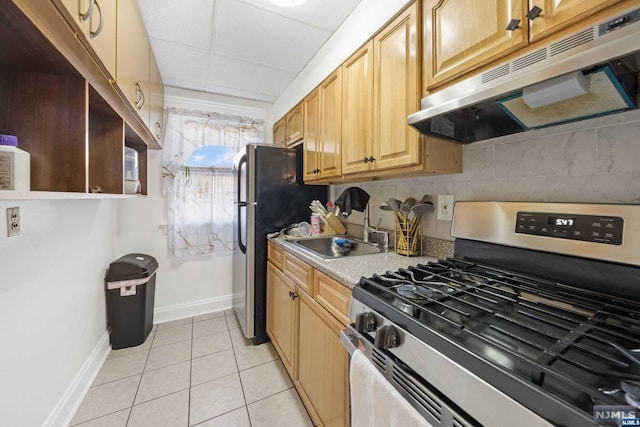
top-left (115, 87), bottom-right (274, 323)
top-left (0, 199), bottom-right (117, 427)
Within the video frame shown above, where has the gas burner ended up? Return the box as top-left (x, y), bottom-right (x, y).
top-left (397, 284), bottom-right (434, 300)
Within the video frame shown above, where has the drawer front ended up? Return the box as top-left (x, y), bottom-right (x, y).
top-left (283, 252), bottom-right (314, 295)
top-left (314, 270), bottom-right (351, 326)
top-left (267, 241), bottom-right (284, 270)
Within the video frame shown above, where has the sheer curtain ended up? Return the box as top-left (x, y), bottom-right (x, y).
top-left (162, 108), bottom-right (264, 257)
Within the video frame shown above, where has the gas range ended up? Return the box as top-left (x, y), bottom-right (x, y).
top-left (345, 202), bottom-right (640, 427)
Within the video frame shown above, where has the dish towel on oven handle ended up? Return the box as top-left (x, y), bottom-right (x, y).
top-left (350, 349), bottom-right (433, 427)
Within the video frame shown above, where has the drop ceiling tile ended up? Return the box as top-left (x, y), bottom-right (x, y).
top-left (212, 0), bottom-right (331, 71)
top-left (151, 39), bottom-right (209, 91)
top-left (138, 0), bottom-right (216, 50)
top-left (241, 0), bottom-right (361, 32)
top-left (208, 55), bottom-right (296, 97)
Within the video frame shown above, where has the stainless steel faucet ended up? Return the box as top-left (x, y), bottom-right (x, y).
top-left (363, 204), bottom-right (390, 248)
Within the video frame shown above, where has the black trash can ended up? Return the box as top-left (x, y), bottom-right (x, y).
top-left (106, 253), bottom-right (158, 349)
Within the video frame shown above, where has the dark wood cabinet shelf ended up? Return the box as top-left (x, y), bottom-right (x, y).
top-left (0, 0), bottom-right (156, 199)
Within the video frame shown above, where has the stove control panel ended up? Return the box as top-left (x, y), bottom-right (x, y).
top-left (515, 211), bottom-right (623, 245)
top-left (374, 325), bottom-right (399, 349)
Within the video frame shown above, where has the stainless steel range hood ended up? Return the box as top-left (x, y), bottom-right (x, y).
top-left (408, 7), bottom-right (640, 143)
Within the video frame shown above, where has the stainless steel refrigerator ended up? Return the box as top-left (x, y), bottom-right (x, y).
top-left (232, 144), bottom-right (327, 344)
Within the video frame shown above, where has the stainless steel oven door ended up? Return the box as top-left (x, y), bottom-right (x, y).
top-left (340, 324), bottom-right (479, 427)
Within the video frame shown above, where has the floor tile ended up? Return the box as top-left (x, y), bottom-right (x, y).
top-left (108, 330), bottom-right (155, 360)
top-left (191, 349), bottom-right (237, 387)
top-left (128, 390), bottom-right (189, 427)
top-left (225, 314), bottom-right (241, 330)
top-left (135, 360), bottom-right (191, 404)
top-left (233, 342), bottom-right (279, 371)
top-left (247, 388), bottom-right (313, 427)
top-left (145, 340), bottom-right (191, 371)
top-left (240, 360), bottom-right (292, 404)
top-left (193, 311), bottom-right (225, 322)
top-left (224, 309), bottom-right (235, 316)
top-left (195, 407), bottom-right (251, 427)
top-left (153, 324), bottom-right (192, 347)
top-left (192, 330), bottom-right (232, 359)
top-left (228, 328), bottom-right (251, 348)
top-left (93, 351), bottom-right (148, 386)
top-left (192, 317), bottom-right (228, 338)
top-left (71, 409), bottom-right (129, 427)
top-left (189, 373), bottom-right (246, 426)
top-left (70, 376), bottom-right (140, 425)
top-left (156, 318), bottom-right (192, 330)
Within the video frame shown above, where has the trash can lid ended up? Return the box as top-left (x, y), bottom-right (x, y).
top-left (106, 253), bottom-right (158, 282)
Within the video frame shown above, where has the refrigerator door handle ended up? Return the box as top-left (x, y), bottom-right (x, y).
top-left (236, 154), bottom-right (248, 255)
top-left (235, 202), bottom-right (257, 207)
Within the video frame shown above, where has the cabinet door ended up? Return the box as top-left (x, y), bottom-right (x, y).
top-left (528, 0), bottom-right (625, 42)
top-left (273, 118), bottom-right (287, 146)
top-left (149, 48), bottom-right (164, 144)
top-left (266, 262), bottom-right (297, 378)
top-left (59, 0), bottom-right (117, 78)
top-left (297, 290), bottom-right (349, 427)
top-left (374, 2), bottom-right (421, 171)
top-left (341, 41), bottom-right (374, 175)
top-left (286, 103), bottom-right (304, 146)
top-left (117, 0), bottom-right (150, 126)
top-left (319, 69), bottom-right (342, 180)
top-left (303, 88), bottom-right (321, 181)
top-left (424, 0), bottom-right (528, 89)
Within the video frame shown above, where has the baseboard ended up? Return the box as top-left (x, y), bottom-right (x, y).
top-left (153, 294), bottom-right (233, 324)
top-left (43, 330), bottom-right (111, 427)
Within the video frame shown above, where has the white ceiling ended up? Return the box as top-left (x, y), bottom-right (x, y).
top-left (138, 0), bottom-right (362, 103)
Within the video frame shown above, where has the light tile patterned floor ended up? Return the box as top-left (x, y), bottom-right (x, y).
top-left (70, 310), bottom-right (313, 427)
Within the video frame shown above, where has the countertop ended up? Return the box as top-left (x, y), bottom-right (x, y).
top-left (269, 236), bottom-right (439, 289)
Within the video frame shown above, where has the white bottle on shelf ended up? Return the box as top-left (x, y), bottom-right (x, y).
top-left (0, 134), bottom-right (30, 191)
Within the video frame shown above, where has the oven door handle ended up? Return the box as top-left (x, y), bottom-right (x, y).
top-left (340, 325), bottom-right (361, 356)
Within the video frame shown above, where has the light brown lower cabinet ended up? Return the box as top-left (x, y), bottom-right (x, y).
top-left (297, 289), bottom-right (349, 427)
top-left (266, 242), bottom-right (349, 427)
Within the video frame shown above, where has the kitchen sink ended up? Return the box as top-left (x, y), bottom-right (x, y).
top-left (290, 236), bottom-right (387, 260)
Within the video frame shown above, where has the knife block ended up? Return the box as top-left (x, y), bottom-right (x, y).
top-left (323, 213), bottom-right (347, 235)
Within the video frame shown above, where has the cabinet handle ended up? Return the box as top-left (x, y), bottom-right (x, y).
top-left (314, 168), bottom-right (320, 174)
top-left (135, 82), bottom-right (146, 110)
top-left (288, 290), bottom-right (298, 300)
top-left (154, 122), bottom-right (163, 139)
top-left (79, 0), bottom-right (96, 22)
top-left (527, 6), bottom-right (542, 20)
top-left (505, 18), bottom-right (521, 31)
top-left (368, 156), bottom-right (376, 163)
top-left (89, 0), bottom-right (104, 39)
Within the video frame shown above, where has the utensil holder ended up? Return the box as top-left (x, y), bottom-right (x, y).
top-left (394, 215), bottom-right (422, 256)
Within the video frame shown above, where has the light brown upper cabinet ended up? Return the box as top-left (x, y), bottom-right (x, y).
top-left (528, 0), bottom-right (625, 42)
top-left (341, 2), bottom-right (461, 179)
top-left (149, 48), bottom-right (165, 143)
top-left (117, 0), bottom-right (150, 127)
top-left (423, 0), bottom-right (631, 91)
top-left (424, 0), bottom-right (529, 90)
top-left (305, 70), bottom-right (342, 182)
top-left (59, 0), bottom-right (117, 78)
top-left (273, 103), bottom-right (304, 146)
top-left (341, 41), bottom-right (374, 176)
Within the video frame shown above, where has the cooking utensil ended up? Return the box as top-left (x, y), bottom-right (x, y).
top-left (400, 203), bottom-right (412, 216)
top-left (419, 195), bottom-right (430, 204)
top-left (410, 202), bottom-right (434, 217)
top-left (404, 197), bottom-right (416, 207)
top-left (387, 198), bottom-right (402, 215)
top-left (379, 202), bottom-right (393, 211)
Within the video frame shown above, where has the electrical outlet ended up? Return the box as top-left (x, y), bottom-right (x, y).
top-left (437, 195), bottom-right (454, 221)
top-left (6, 207), bottom-right (20, 237)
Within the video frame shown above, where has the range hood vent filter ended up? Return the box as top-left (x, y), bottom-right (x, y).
top-left (497, 66), bottom-right (635, 130)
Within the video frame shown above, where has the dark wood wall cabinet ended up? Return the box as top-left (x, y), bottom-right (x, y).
top-left (0, 0), bottom-right (163, 199)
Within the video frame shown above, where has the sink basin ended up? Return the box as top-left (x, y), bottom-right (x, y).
top-left (291, 236), bottom-right (386, 260)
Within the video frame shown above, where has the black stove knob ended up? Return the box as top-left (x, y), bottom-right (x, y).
top-left (374, 325), bottom-right (399, 349)
top-left (355, 312), bottom-right (376, 333)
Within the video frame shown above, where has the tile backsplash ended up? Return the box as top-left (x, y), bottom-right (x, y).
top-left (332, 109), bottom-right (640, 243)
